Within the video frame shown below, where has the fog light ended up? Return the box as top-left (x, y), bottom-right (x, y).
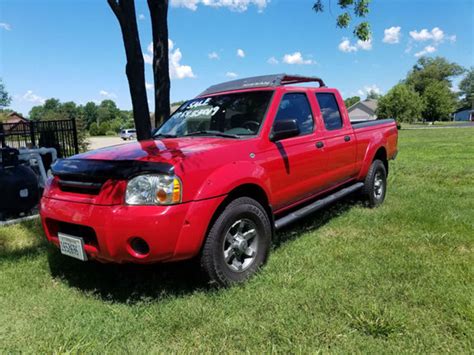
top-left (129, 237), bottom-right (150, 256)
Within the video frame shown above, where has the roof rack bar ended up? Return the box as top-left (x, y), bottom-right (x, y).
top-left (280, 75), bottom-right (326, 88)
top-left (199, 73), bottom-right (326, 96)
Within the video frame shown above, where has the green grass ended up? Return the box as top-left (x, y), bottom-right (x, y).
top-left (1, 129), bottom-right (473, 353)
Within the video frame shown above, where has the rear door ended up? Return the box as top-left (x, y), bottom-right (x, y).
top-left (315, 92), bottom-right (357, 186)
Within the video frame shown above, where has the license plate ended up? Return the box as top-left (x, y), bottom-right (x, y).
top-left (58, 233), bottom-right (87, 261)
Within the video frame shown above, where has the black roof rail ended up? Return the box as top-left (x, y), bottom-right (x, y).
top-left (199, 73), bottom-right (326, 96)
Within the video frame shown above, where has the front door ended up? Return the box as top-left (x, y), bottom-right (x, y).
top-left (263, 92), bottom-right (328, 211)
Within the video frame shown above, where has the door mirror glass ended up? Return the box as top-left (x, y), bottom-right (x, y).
top-left (270, 119), bottom-right (300, 141)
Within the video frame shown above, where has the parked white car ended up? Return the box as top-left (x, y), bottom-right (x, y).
top-left (120, 129), bottom-right (136, 140)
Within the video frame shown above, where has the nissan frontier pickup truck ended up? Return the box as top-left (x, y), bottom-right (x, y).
top-left (40, 74), bottom-right (398, 286)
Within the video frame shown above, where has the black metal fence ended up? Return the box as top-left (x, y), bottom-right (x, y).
top-left (0, 119), bottom-right (79, 158)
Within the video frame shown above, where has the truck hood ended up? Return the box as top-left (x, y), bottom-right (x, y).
top-left (72, 137), bottom-right (240, 164)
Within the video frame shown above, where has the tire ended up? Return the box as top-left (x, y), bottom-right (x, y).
top-left (200, 197), bottom-right (272, 287)
top-left (362, 159), bottom-right (387, 208)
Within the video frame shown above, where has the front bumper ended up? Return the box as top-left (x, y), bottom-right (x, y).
top-left (40, 196), bottom-right (226, 263)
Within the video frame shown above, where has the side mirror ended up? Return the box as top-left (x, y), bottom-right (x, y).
top-left (270, 119), bottom-right (300, 142)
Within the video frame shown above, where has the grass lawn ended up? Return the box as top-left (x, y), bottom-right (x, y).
top-left (1, 129), bottom-right (473, 353)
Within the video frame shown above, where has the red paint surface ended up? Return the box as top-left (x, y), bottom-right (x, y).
top-left (40, 85), bottom-right (398, 263)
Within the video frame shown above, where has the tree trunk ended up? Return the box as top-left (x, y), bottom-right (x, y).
top-left (107, 0), bottom-right (151, 141)
top-left (147, 0), bottom-right (171, 128)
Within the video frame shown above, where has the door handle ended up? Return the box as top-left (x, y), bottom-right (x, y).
top-left (344, 136), bottom-right (351, 142)
top-left (316, 141), bottom-right (324, 148)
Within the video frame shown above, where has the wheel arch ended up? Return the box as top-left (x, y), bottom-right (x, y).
top-left (200, 183), bottom-right (274, 255)
top-left (373, 146), bottom-right (388, 175)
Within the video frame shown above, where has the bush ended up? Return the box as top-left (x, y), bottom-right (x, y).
top-left (105, 130), bottom-right (116, 136)
top-left (98, 122), bottom-right (111, 135)
top-left (109, 118), bottom-right (124, 133)
top-left (89, 122), bottom-right (99, 136)
top-left (376, 84), bottom-right (423, 123)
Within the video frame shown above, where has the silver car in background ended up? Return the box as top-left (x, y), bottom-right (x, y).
top-left (120, 129), bottom-right (136, 140)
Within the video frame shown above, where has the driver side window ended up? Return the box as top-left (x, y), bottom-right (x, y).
top-left (273, 93), bottom-right (314, 136)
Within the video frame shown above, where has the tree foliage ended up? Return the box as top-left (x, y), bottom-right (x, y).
top-left (28, 99), bottom-right (90, 150)
top-left (366, 90), bottom-right (381, 100)
top-left (313, 0), bottom-right (371, 41)
top-left (458, 67), bottom-right (474, 109)
top-left (376, 84), bottom-right (423, 123)
top-left (422, 82), bottom-right (456, 122)
top-left (344, 96), bottom-right (360, 108)
top-left (0, 79), bottom-right (12, 108)
top-left (405, 57), bottom-right (465, 94)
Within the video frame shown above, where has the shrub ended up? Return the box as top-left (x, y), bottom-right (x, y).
top-left (98, 122), bottom-right (111, 135)
top-left (89, 122), bottom-right (99, 136)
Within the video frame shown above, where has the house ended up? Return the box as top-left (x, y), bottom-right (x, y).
top-left (347, 99), bottom-right (378, 122)
top-left (1, 112), bottom-right (29, 124)
top-left (453, 108), bottom-right (474, 121)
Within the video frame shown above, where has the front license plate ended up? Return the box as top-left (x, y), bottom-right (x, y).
top-left (58, 233), bottom-right (87, 261)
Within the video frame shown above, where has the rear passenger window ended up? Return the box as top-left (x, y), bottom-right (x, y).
top-left (316, 93), bottom-right (343, 130)
top-left (274, 93), bottom-right (314, 136)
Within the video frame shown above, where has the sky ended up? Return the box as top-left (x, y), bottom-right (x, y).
top-left (0, 0), bottom-right (473, 115)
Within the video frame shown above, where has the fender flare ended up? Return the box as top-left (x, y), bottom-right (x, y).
top-left (192, 161), bottom-right (272, 204)
top-left (357, 132), bottom-right (387, 180)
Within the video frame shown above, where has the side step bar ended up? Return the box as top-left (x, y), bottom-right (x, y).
top-left (274, 182), bottom-right (364, 230)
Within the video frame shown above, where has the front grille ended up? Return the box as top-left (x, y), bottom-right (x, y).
top-left (58, 178), bottom-right (104, 195)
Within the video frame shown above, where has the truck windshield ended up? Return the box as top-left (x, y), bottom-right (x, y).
top-left (155, 91), bottom-right (273, 138)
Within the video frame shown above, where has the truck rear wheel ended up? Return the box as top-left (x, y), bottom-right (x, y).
top-left (200, 197), bottom-right (272, 287)
top-left (363, 159), bottom-right (387, 208)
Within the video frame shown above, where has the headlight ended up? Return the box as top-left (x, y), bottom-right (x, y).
top-left (125, 174), bottom-right (182, 205)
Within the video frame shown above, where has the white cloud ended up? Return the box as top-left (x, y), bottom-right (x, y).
top-left (237, 48), bottom-right (245, 58)
top-left (138, 13), bottom-right (145, 20)
top-left (357, 84), bottom-right (382, 97)
top-left (339, 37), bottom-right (372, 53)
top-left (225, 72), bottom-right (238, 78)
top-left (383, 26), bottom-right (401, 44)
top-left (144, 42), bottom-right (154, 64)
top-left (410, 28), bottom-right (432, 42)
top-left (170, 0), bottom-right (270, 12)
top-left (99, 90), bottom-right (117, 99)
top-left (407, 27), bottom-right (455, 57)
top-left (414, 45), bottom-right (437, 57)
top-left (144, 39), bottom-right (195, 79)
top-left (21, 90), bottom-right (45, 104)
top-left (409, 27), bottom-right (455, 43)
top-left (208, 51), bottom-right (220, 60)
top-left (145, 82), bottom-right (153, 90)
top-left (338, 38), bottom-right (357, 53)
top-left (357, 38), bottom-right (372, 50)
top-left (282, 52), bottom-right (315, 65)
top-left (0, 22), bottom-right (11, 31)
top-left (267, 56), bottom-right (279, 65)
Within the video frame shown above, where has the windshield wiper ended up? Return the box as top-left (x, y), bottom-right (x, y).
top-left (184, 130), bottom-right (240, 139)
top-left (154, 133), bottom-right (177, 139)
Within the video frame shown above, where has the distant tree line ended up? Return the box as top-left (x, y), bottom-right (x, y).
top-left (28, 98), bottom-right (136, 138)
top-left (377, 57), bottom-right (472, 123)
top-left (345, 57), bottom-right (472, 123)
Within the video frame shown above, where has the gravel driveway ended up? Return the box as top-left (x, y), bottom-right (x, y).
top-left (87, 136), bottom-right (132, 151)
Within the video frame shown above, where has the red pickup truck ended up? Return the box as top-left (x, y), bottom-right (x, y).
top-left (40, 74), bottom-right (398, 286)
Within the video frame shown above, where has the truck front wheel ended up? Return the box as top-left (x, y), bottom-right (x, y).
top-left (363, 159), bottom-right (387, 208)
top-left (200, 197), bottom-right (272, 287)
